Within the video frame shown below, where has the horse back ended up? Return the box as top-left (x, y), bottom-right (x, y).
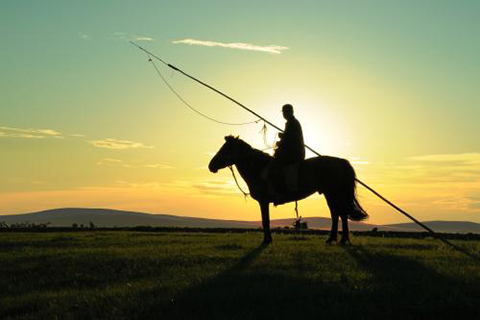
top-left (299, 156), bottom-right (350, 191)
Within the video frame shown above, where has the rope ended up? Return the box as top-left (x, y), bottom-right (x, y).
top-left (146, 53), bottom-right (261, 126)
top-left (130, 42), bottom-right (479, 262)
top-left (260, 121), bottom-right (277, 150)
top-left (229, 166), bottom-right (249, 199)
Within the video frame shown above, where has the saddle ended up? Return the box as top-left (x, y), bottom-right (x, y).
top-left (261, 162), bottom-right (300, 199)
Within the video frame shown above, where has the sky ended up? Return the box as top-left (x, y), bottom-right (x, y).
top-left (1, 0), bottom-right (479, 224)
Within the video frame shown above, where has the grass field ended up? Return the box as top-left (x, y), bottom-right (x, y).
top-left (1, 231), bottom-right (479, 319)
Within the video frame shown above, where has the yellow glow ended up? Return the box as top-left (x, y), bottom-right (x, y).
top-left (2, 2), bottom-right (480, 226)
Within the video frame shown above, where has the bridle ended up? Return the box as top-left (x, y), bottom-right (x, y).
top-left (227, 140), bottom-right (255, 199)
top-left (228, 165), bottom-right (249, 199)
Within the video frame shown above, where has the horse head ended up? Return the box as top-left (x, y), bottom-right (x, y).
top-left (209, 135), bottom-right (246, 173)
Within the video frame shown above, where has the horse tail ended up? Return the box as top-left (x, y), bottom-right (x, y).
top-left (342, 159), bottom-right (368, 221)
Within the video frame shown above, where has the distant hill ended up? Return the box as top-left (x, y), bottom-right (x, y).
top-left (0, 208), bottom-right (258, 229)
top-left (1, 208), bottom-right (479, 234)
top-left (383, 221), bottom-right (480, 234)
top-left (0, 208), bottom-right (378, 230)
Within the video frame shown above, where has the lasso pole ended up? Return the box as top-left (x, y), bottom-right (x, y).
top-left (130, 41), bottom-right (478, 259)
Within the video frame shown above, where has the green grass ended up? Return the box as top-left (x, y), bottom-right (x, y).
top-left (1, 231), bottom-right (479, 319)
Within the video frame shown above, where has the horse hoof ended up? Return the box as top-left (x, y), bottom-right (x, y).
top-left (263, 238), bottom-right (272, 245)
top-left (339, 240), bottom-right (351, 246)
top-left (325, 239), bottom-right (337, 245)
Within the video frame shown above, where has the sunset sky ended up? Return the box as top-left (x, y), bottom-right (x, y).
top-left (1, 1), bottom-right (479, 224)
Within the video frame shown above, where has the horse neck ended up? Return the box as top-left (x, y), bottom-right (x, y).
top-left (234, 147), bottom-right (269, 187)
top-left (234, 152), bottom-right (254, 186)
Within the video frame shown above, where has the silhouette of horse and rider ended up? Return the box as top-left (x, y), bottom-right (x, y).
top-left (209, 104), bottom-right (368, 244)
top-left (269, 104), bottom-right (305, 205)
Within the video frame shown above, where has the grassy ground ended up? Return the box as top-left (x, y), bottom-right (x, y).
top-left (1, 231), bottom-right (479, 319)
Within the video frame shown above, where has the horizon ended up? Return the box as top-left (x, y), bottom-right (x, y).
top-left (3, 207), bottom-right (480, 235)
top-left (2, 206), bottom-right (480, 226)
top-left (1, 1), bottom-right (480, 224)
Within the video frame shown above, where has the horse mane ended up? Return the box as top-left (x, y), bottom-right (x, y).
top-left (225, 135), bottom-right (272, 163)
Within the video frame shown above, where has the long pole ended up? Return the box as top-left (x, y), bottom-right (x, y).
top-left (130, 42), bottom-right (478, 258)
top-left (131, 41), bottom-right (319, 156)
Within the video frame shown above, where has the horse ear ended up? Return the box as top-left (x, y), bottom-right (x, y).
top-left (235, 135), bottom-right (239, 139)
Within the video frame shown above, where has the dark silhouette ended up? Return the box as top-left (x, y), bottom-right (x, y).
top-left (274, 104), bottom-right (305, 164)
top-left (151, 243), bottom-right (480, 319)
top-left (293, 219), bottom-right (308, 230)
top-left (157, 243), bottom-right (269, 318)
top-left (268, 104), bottom-right (306, 201)
top-left (5, 221), bottom-right (51, 229)
top-left (209, 136), bottom-right (368, 244)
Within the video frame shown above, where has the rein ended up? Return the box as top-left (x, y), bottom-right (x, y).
top-left (228, 166), bottom-right (249, 199)
top-left (227, 142), bottom-right (258, 199)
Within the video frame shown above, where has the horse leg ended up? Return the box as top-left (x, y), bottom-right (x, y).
top-left (259, 200), bottom-right (272, 244)
top-left (325, 194), bottom-right (339, 244)
top-left (326, 212), bottom-right (339, 244)
top-left (339, 213), bottom-right (351, 245)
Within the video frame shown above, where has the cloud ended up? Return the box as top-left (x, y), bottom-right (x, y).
top-left (113, 180), bottom-right (164, 189)
top-left (190, 179), bottom-right (245, 197)
top-left (0, 126), bottom-right (62, 139)
top-left (144, 163), bottom-right (173, 169)
top-left (90, 138), bottom-right (153, 150)
top-left (113, 32), bottom-right (126, 40)
top-left (134, 36), bottom-right (154, 42)
top-left (172, 38), bottom-right (289, 54)
top-left (70, 133), bottom-right (86, 138)
top-left (355, 151), bottom-right (480, 218)
top-left (404, 153), bottom-right (480, 183)
top-left (113, 32), bottom-right (154, 42)
top-left (362, 152), bottom-right (480, 186)
top-left (79, 32), bottom-right (92, 41)
top-left (142, 177), bottom-right (241, 197)
top-left (96, 158), bottom-right (124, 166)
top-left (352, 161), bottom-right (370, 165)
top-left (96, 158), bottom-right (173, 169)
top-left (349, 156), bottom-right (370, 165)
top-left (466, 196), bottom-right (480, 211)
top-left (187, 179), bottom-right (242, 196)
top-left (30, 180), bottom-right (46, 185)
top-left (408, 153), bottom-right (480, 166)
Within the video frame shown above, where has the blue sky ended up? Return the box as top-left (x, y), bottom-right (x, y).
top-left (1, 1), bottom-right (480, 223)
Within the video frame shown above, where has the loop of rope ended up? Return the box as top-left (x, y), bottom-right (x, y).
top-left (260, 122), bottom-right (271, 148)
top-left (259, 121), bottom-right (278, 151)
top-left (147, 54), bottom-right (261, 126)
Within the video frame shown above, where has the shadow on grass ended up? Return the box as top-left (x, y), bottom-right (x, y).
top-left (3, 238), bottom-right (479, 320)
top-left (142, 243), bottom-right (350, 319)
top-left (141, 243), bottom-right (480, 320)
top-left (342, 245), bottom-right (480, 319)
top-left (145, 243), bottom-right (289, 319)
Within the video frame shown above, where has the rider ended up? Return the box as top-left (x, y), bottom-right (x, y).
top-left (270, 104), bottom-right (305, 203)
top-left (274, 104), bottom-right (305, 164)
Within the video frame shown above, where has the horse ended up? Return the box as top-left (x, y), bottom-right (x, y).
top-left (208, 135), bottom-right (368, 244)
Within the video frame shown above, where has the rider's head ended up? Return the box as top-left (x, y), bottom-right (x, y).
top-left (282, 104), bottom-right (294, 120)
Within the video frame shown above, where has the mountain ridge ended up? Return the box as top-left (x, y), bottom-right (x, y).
top-left (1, 208), bottom-right (479, 233)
